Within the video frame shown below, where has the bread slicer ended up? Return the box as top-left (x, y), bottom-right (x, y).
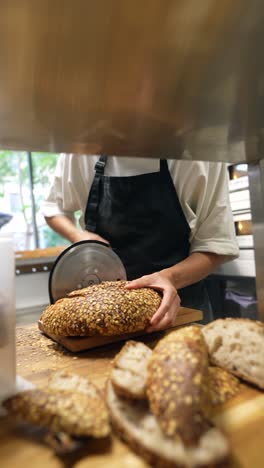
top-left (48, 240), bottom-right (127, 304)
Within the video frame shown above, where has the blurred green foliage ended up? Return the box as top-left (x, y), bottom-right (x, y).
top-left (0, 151), bottom-right (68, 249)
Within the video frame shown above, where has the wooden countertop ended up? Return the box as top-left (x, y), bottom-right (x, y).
top-left (1, 324), bottom-right (264, 468)
top-left (15, 247), bottom-right (67, 274)
top-left (15, 247), bottom-right (66, 261)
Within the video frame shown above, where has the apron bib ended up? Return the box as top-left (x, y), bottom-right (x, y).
top-left (85, 157), bottom-right (212, 321)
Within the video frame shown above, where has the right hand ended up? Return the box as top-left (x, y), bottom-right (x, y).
top-left (72, 230), bottom-right (110, 246)
top-left (126, 271), bottom-right (181, 332)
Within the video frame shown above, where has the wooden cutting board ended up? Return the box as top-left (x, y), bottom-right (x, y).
top-left (38, 306), bottom-right (203, 352)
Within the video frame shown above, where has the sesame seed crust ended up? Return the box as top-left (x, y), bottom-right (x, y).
top-left (146, 326), bottom-right (212, 446)
top-left (40, 281), bottom-right (161, 337)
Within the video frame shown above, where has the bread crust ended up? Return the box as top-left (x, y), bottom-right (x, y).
top-left (40, 281), bottom-right (161, 337)
top-left (3, 372), bottom-right (110, 438)
top-left (208, 367), bottom-right (241, 406)
top-left (147, 326), bottom-right (211, 446)
top-left (106, 381), bottom-right (229, 468)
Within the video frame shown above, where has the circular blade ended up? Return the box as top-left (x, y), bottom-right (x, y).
top-left (49, 240), bottom-right (127, 303)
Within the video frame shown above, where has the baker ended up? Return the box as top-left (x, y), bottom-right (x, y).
top-left (42, 155), bottom-right (239, 329)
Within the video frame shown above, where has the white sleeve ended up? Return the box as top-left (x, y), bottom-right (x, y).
top-left (169, 160), bottom-right (239, 261)
top-left (41, 154), bottom-right (83, 224)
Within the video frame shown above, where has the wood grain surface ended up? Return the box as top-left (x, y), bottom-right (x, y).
top-left (15, 246), bottom-right (66, 260)
top-left (0, 323), bottom-right (263, 468)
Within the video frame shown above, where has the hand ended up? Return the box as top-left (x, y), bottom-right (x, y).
top-left (72, 230), bottom-right (110, 246)
top-left (125, 271), bottom-right (181, 332)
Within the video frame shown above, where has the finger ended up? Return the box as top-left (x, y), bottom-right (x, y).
top-left (150, 288), bottom-right (178, 326)
top-left (150, 295), bottom-right (180, 328)
top-left (170, 295), bottom-right (181, 322)
top-left (125, 276), bottom-right (153, 289)
top-left (147, 313), bottom-right (174, 333)
top-left (148, 298), bottom-right (181, 332)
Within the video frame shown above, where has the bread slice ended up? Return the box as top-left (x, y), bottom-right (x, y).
top-left (111, 340), bottom-right (152, 399)
top-left (106, 381), bottom-right (229, 468)
top-left (147, 326), bottom-right (212, 446)
top-left (40, 281), bottom-right (161, 337)
top-left (3, 371), bottom-right (110, 438)
top-left (203, 319), bottom-right (264, 390)
top-left (110, 338), bottom-right (241, 406)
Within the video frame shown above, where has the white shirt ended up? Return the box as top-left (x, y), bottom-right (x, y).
top-left (42, 155), bottom-right (239, 261)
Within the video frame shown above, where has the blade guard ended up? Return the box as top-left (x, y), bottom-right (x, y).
top-left (49, 240), bottom-right (127, 303)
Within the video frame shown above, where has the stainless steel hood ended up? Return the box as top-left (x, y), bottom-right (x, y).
top-left (0, 0), bottom-right (264, 162)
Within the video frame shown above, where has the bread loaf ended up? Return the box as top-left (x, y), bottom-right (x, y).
top-left (3, 371), bottom-right (110, 438)
top-left (111, 340), bottom-right (152, 399)
top-left (40, 281), bottom-right (161, 337)
top-left (110, 339), bottom-right (241, 405)
top-left (106, 381), bottom-right (229, 468)
top-left (202, 318), bottom-right (264, 390)
top-left (147, 326), bottom-right (211, 446)
top-left (106, 327), bottom-right (238, 466)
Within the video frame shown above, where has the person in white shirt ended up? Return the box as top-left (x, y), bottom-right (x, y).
top-left (42, 154), bottom-right (239, 328)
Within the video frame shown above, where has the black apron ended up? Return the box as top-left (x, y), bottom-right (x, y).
top-left (85, 157), bottom-right (212, 322)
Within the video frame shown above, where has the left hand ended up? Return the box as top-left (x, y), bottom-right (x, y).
top-left (125, 272), bottom-right (181, 332)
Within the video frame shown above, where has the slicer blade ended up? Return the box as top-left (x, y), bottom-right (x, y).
top-left (49, 240), bottom-right (127, 303)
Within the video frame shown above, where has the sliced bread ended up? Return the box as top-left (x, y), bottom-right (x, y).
top-left (203, 318), bottom-right (264, 390)
top-left (106, 381), bottom-right (229, 468)
top-left (110, 339), bottom-right (241, 406)
top-left (111, 340), bottom-right (152, 399)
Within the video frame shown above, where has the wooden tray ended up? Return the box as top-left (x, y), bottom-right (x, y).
top-left (38, 306), bottom-right (203, 352)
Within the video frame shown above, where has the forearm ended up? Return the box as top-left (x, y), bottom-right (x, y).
top-left (162, 252), bottom-right (224, 290)
top-left (44, 215), bottom-right (80, 243)
top-left (45, 215), bottom-right (110, 245)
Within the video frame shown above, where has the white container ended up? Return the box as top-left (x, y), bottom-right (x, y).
top-left (0, 236), bottom-right (16, 406)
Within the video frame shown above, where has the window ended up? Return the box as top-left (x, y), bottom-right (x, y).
top-left (0, 150), bottom-right (69, 251)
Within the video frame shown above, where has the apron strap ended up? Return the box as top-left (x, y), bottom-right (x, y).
top-left (85, 156), bottom-right (107, 231)
top-left (94, 155), bottom-right (107, 174)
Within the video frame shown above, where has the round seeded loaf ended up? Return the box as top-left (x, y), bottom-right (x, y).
top-left (40, 281), bottom-right (161, 337)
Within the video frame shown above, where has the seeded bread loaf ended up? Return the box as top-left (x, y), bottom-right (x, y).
top-left (202, 318), bottom-right (264, 390)
top-left (40, 281), bottom-right (161, 337)
top-left (111, 340), bottom-right (152, 399)
top-left (3, 371), bottom-right (110, 438)
top-left (106, 381), bottom-right (229, 468)
top-left (147, 326), bottom-right (212, 446)
top-left (110, 339), bottom-right (240, 405)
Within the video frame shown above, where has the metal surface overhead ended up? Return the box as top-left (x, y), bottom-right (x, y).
top-left (0, 0), bottom-right (264, 162)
